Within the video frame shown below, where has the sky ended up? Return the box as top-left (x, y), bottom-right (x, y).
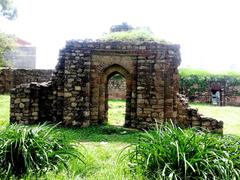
top-left (1, 0), bottom-right (240, 71)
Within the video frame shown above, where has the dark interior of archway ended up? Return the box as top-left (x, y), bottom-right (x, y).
top-left (107, 73), bottom-right (126, 126)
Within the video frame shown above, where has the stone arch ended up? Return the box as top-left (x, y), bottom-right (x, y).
top-left (98, 64), bottom-right (132, 126)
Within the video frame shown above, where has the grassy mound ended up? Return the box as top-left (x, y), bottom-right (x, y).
top-left (101, 28), bottom-right (167, 43)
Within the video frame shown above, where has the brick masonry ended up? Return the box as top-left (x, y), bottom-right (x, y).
top-left (10, 41), bottom-right (223, 132)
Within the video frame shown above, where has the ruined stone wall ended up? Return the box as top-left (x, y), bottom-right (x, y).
top-left (9, 41), bottom-right (223, 132)
top-left (225, 84), bottom-right (240, 106)
top-left (10, 82), bottom-right (53, 124)
top-left (176, 94), bottom-right (223, 133)
top-left (180, 78), bottom-right (240, 106)
top-left (0, 69), bottom-right (12, 94)
top-left (0, 68), bottom-right (53, 94)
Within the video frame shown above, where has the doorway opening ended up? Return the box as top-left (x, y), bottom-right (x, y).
top-left (211, 89), bottom-right (221, 105)
top-left (107, 73), bottom-right (126, 126)
top-left (210, 81), bottom-right (225, 106)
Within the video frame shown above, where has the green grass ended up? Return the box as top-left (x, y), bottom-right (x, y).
top-left (0, 96), bottom-right (142, 179)
top-left (190, 103), bottom-right (240, 136)
top-left (0, 95), bottom-right (240, 178)
top-left (0, 94), bottom-right (10, 127)
top-left (0, 123), bottom-right (84, 178)
top-left (108, 99), bottom-right (126, 126)
top-left (121, 123), bottom-right (240, 179)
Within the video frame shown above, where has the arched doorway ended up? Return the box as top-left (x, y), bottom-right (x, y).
top-left (99, 64), bottom-right (132, 126)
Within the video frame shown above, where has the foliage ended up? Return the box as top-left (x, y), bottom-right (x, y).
top-left (111, 73), bottom-right (124, 80)
top-left (0, 123), bottom-right (85, 178)
top-left (121, 123), bottom-right (240, 179)
top-left (0, 0), bottom-right (17, 67)
top-left (101, 27), bottom-right (167, 43)
top-left (0, 0), bottom-right (17, 19)
top-left (180, 68), bottom-right (240, 78)
top-left (108, 99), bottom-right (126, 126)
top-left (179, 68), bottom-right (240, 96)
top-left (1, 95), bottom-right (240, 179)
top-left (0, 32), bottom-right (15, 67)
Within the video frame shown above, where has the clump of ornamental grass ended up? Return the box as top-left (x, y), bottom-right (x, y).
top-left (0, 123), bottom-right (85, 178)
top-left (119, 123), bottom-right (240, 179)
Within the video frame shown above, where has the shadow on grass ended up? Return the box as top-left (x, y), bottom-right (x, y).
top-left (54, 124), bottom-right (142, 144)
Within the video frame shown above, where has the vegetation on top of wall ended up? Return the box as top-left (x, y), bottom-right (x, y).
top-left (180, 68), bottom-right (240, 78)
top-left (100, 23), bottom-right (168, 43)
top-left (179, 68), bottom-right (240, 96)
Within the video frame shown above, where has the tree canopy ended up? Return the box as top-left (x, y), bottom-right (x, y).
top-left (0, 0), bottom-right (17, 20)
top-left (0, 32), bottom-right (15, 67)
top-left (0, 0), bottom-right (16, 67)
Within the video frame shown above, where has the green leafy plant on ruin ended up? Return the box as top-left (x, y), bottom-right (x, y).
top-left (100, 22), bottom-right (168, 43)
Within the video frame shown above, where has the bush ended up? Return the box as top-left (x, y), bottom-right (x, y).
top-left (0, 123), bottom-right (85, 178)
top-left (101, 28), bottom-right (167, 43)
top-left (120, 123), bottom-right (240, 179)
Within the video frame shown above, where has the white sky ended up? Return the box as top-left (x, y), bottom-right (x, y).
top-left (1, 0), bottom-right (240, 71)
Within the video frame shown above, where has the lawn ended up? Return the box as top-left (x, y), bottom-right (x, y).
top-left (0, 95), bottom-right (240, 178)
top-left (108, 99), bottom-right (126, 126)
top-left (0, 95), bottom-right (142, 179)
top-left (0, 95), bottom-right (10, 127)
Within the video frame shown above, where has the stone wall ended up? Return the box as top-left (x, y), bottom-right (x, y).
top-left (110, 76), bottom-right (240, 105)
top-left (10, 40), bottom-right (223, 132)
top-left (108, 77), bottom-right (126, 99)
top-left (10, 82), bottom-right (53, 124)
top-left (180, 78), bottom-right (240, 106)
top-left (0, 68), bottom-right (53, 94)
top-left (4, 46), bottom-right (36, 69)
top-left (176, 94), bottom-right (223, 133)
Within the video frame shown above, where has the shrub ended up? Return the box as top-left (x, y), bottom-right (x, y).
top-left (0, 123), bottom-right (84, 178)
top-left (101, 27), bottom-right (167, 43)
top-left (120, 123), bottom-right (240, 179)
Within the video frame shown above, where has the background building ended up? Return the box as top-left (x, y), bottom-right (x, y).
top-left (4, 38), bottom-right (36, 69)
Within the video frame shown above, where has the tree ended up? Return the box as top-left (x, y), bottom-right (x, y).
top-left (0, 32), bottom-right (15, 67)
top-left (0, 0), bottom-right (17, 20)
top-left (0, 0), bottom-right (16, 67)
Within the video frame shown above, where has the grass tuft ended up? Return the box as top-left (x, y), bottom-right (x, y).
top-left (120, 123), bottom-right (240, 179)
top-left (0, 123), bottom-right (85, 178)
